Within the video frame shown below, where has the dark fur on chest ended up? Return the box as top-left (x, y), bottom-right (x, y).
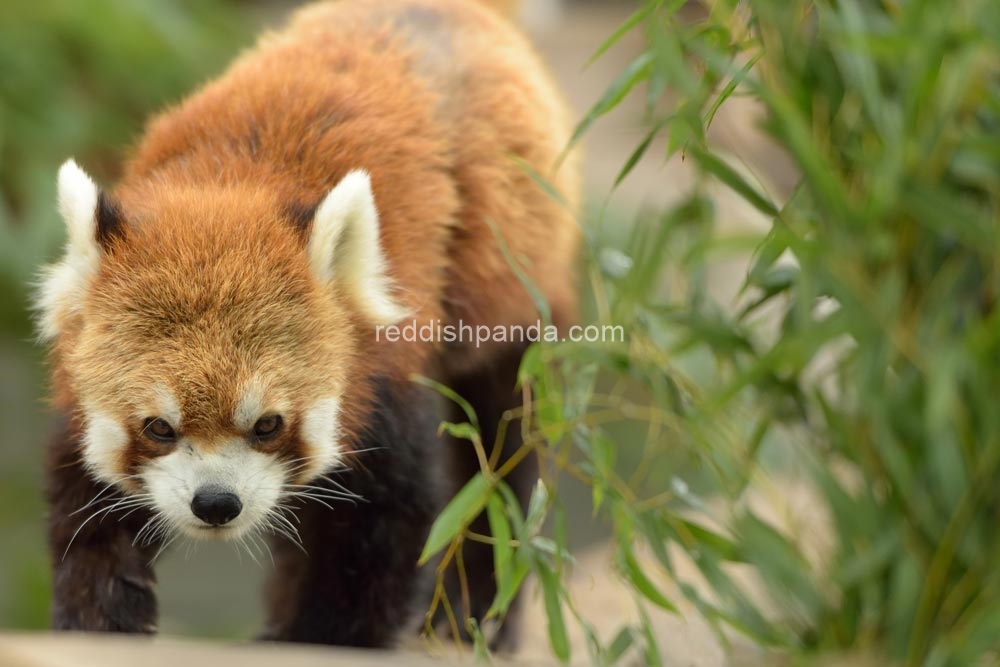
top-left (46, 378), bottom-right (446, 646)
top-left (261, 377), bottom-right (446, 646)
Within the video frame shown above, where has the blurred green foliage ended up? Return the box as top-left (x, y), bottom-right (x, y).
top-left (0, 0), bottom-right (251, 335)
top-left (0, 0), bottom-right (253, 631)
top-left (423, 1), bottom-right (1000, 665)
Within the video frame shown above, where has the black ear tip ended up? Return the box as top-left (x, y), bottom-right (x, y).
top-left (95, 191), bottom-right (125, 248)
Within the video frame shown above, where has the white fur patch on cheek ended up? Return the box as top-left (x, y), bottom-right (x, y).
top-left (34, 160), bottom-right (102, 342)
top-left (143, 448), bottom-right (196, 533)
top-left (300, 396), bottom-right (343, 481)
top-left (81, 410), bottom-right (129, 485)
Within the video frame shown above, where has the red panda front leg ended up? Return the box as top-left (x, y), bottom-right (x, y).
top-left (260, 380), bottom-right (443, 648)
top-left (47, 415), bottom-right (161, 633)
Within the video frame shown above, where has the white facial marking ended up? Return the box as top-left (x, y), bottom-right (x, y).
top-left (308, 170), bottom-right (410, 325)
top-left (233, 378), bottom-right (265, 432)
top-left (233, 376), bottom-right (290, 432)
top-left (35, 159), bottom-right (102, 341)
top-left (151, 384), bottom-right (182, 428)
top-left (300, 396), bottom-right (343, 480)
top-left (143, 438), bottom-right (286, 540)
top-left (81, 410), bottom-right (129, 485)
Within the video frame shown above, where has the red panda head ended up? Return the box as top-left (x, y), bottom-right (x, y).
top-left (37, 160), bottom-right (408, 540)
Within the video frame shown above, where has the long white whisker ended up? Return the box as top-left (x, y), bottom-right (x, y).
top-left (69, 475), bottom-right (144, 516)
top-left (63, 495), bottom-right (155, 560)
top-left (237, 534), bottom-right (261, 567)
top-left (296, 495), bottom-right (336, 511)
top-left (284, 483), bottom-right (363, 501)
top-left (149, 530), bottom-right (181, 564)
top-left (267, 510), bottom-right (303, 545)
top-left (249, 531), bottom-right (276, 568)
top-left (323, 479), bottom-right (365, 499)
top-left (134, 514), bottom-right (162, 547)
top-left (262, 512), bottom-right (307, 556)
top-left (230, 539), bottom-right (245, 566)
top-left (284, 490), bottom-right (361, 508)
top-left (269, 527), bottom-right (307, 555)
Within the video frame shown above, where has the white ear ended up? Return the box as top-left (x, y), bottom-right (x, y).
top-left (308, 170), bottom-right (409, 325)
top-left (34, 159), bottom-right (102, 341)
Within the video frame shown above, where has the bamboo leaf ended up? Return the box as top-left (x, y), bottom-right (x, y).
top-left (583, 4), bottom-right (653, 69)
top-left (537, 563), bottom-right (570, 662)
top-left (418, 473), bottom-right (491, 564)
top-left (690, 147), bottom-right (779, 217)
top-left (437, 421), bottom-right (480, 444)
top-left (561, 52), bottom-right (654, 163)
top-left (486, 493), bottom-right (514, 610)
top-left (617, 541), bottom-right (679, 613)
top-left (410, 375), bottom-right (479, 430)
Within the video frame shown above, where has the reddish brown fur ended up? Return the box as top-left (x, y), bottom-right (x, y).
top-left (52, 0), bottom-right (578, 464)
top-left (44, 0), bottom-right (579, 647)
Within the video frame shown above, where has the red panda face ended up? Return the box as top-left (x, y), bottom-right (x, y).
top-left (38, 161), bottom-right (407, 540)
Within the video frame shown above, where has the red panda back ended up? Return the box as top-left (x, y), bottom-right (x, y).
top-left (121, 0), bottom-right (579, 375)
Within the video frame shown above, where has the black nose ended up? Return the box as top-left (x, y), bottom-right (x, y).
top-left (190, 487), bottom-right (242, 526)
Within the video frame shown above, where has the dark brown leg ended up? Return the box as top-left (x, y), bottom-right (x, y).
top-left (47, 415), bottom-right (160, 633)
top-left (260, 379), bottom-right (443, 647)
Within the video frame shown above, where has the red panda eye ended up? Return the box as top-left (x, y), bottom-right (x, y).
top-left (144, 417), bottom-right (177, 443)
top-left (253, 415), bottom-right (283, 440)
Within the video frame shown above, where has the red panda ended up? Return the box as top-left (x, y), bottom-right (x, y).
top-left (36, 0), bottom-right (579, 650)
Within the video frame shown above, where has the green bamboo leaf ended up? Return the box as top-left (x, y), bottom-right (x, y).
top-left (746, 227), bottom-right (791, 287)
top-left (672, 517), bottom-right (744, 563)
top-left (485, 216), bottom-right (552, 325)
top-left (560, 52), bottom-right (653, 164)
top-left (537, 563), bottom-right (570, 662)
top-left (488, 550), bottom-right (531, 619)
top-left (493, 479), bottom-right (523, 526)
top-left (614, 119), bottom-right (667, 188)
top-left (487, 481), bottom-right (531, 618)
top-left (583, 4), bottom-right (652, 69)
top-left (418, 472), bottom-right (491, 564)
top-left (638, 604), bottom-right (662, 667)
top-left (704, 52), bottom-right (762, 130)
top-left (617, 541), bottom-right (679, 613)
top-left (509, 154), bottom-right (570, 208)
top-left (530, 536), bottom-right (577, 565)
top-left (437, 421), bottom-right (480, 444)
top-left (734, 512), bottom-right (825, 618)
top-left (517, 342), bottom-right (543, 387)
top-left (690, 148), bottom-right (779, 217)
top-left (410, 375), bottom-right (479, 430)
top-left (486, 493), bottom-right (513, 604)
top-left (468, 617), bottom-right (490, 661)
top-left (605, 626), bottom-right (636, 664)
top-left (525, 479), bottom-right (551, 537)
